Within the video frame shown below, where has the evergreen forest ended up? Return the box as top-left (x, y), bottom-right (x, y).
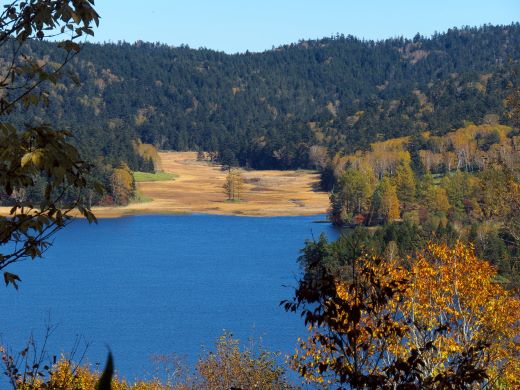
top-left (5, 23), bottom-right (519, 173)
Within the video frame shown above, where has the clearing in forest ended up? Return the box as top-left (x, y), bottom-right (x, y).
top-left (93, 151), bottom-right (330, 217)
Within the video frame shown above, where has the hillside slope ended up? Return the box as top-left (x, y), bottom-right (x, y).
top-left (5, 24), bottom-right (519, 170)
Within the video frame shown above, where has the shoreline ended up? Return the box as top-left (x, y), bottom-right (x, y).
top-left (87, 204), bottom-right (329, 219)
top-left (0, 205), bottom-right (329, 219)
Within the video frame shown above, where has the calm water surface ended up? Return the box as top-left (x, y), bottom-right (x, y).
top-left (1, 214), bottom-right (337, 381)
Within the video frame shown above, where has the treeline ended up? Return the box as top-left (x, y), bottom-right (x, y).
top-left (4, 24), bottom-right (519, 172)
top-left (325, 123), bottom-right (520, 286)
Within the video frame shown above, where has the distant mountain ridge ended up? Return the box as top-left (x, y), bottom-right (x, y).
top-left (7, 23), bottom-right (520, 170)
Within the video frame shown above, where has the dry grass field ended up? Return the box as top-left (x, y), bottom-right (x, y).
top-left (92, 151), bottom-right (330, 217)
top-left (0, 152), bottom-right (330, 218)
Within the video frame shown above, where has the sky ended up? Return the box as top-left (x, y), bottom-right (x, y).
top-left (89, 0), bottom-right (519, 53)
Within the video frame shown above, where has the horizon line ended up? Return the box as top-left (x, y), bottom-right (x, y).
top-left (80, 21), bottom-right (519, 55)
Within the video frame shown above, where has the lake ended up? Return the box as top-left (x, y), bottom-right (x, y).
top-left (1, 214), bottom-right (338, 382)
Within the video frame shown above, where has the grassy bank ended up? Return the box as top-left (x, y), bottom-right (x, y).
top-left (133, 171), bottom-right (178, 182)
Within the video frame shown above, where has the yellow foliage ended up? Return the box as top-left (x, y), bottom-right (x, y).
top-left (133, 140), bottom-right (160, 169)
top-left (16, 356), bottom-right (170, 390)
top-left (405, 242), bottom-right (520, 385)
top-left (342, 123), bottom-right (516, 175)
top-left (370, 136), bottom-right (410, 153)
top-left (425, 186), bottom-right (451, 215)
top-left (196, 332), bottom-right (291, 389)
top-left (16, 333), bottom-right (292, 389)
top-left (291, 242), bottom-right (520, 387)
top-left (111, 163), bottom-right (135, 206)
top-left (374, 177), bottom-right (400, 221)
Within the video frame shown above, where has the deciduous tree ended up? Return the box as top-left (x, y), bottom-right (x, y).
top-left (372, 177), bottom-right (400, 222)
top-left (196, 332), bottom-right (292, 389)
top-left (393, 160), bottom-right (416, 206)
top-left (285, 239), bottom-right (520, 388)
top-left (110, 163), bottom-right (134, 206)
top-left (285, 253), bottom-right (410, 388)
top-left (425, 186), bottom-right (451, 216)
top-left (223, 169), bottom-right (244, 201)
top-left (405, 242), bottom-right (520, 385)
top-left (329, 167), bottom-right (376, 225)
top-left (0, 0), bottom-right (100, 288)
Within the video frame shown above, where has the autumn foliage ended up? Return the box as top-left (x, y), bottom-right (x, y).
top-left (195, 332), bottom-right (292, 389)
top-left (5, 333), bottom-right (292, 390)
top-left (405, 242), bottom-right (520, 385)
top-left (14, 358), bottom-right (167, 390)
top-left (286, 241), bottom-right (520, 388)
top-left (110, 163), bottom-right (135, 206)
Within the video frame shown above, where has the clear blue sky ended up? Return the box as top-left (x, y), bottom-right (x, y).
top-left (90, 0), bottom-right (519, 53)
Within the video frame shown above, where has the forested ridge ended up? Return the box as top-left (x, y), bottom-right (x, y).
top-left (5, 23), bottom-right (519, 171)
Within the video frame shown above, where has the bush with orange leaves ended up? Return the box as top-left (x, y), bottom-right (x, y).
top-left (285, 238), bottom-right (520, 388)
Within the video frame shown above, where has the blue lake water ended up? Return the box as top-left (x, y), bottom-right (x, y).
top-left (1, 214), bottom-right (337, 382)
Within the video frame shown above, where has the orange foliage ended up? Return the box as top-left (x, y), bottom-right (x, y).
top-left (291, 255), bottom-right (409, 387)
top-left (290, 242), bottom-right (520, 387)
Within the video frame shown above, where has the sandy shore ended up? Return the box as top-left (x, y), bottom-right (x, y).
top-left (1, 152), bottom-right (330, 218)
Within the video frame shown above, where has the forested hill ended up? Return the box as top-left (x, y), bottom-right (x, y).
top-left (8, 24), bottom-right (520, 170)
